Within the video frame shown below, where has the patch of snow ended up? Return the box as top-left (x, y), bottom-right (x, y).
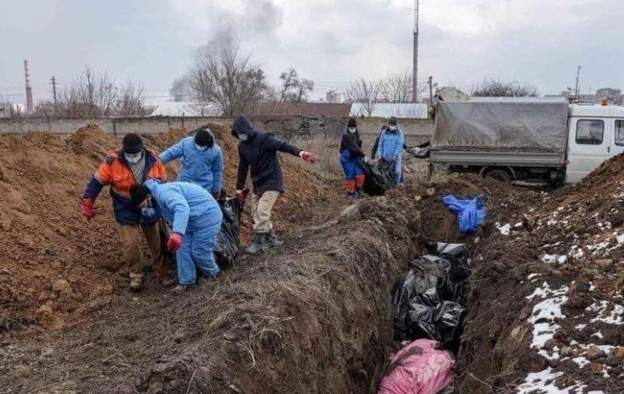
top-left (571, 356), bottom-right (591, 368)
top-left (517, 368), bottom-right (586, 394)
top-left (569, 245), bottom-right (585, 260)
top-left (575, 324), bottom-right (587, 330)
top-left (527, 273), bottom-right (541, 281)
top-left (590, 241), bottom-right (610, 254)
top-left (542, 254), bottom-right (568, 264)
top-left (514, 222), bottom-right (523, 228)
top-left (587, 301), bottom-right (624, 325)
top-left (527, 284), bottom-right (569, 359)
top-left (496, 223), bottom-right (511, 236)
top-left (591, 332), bottom-right (604, 339)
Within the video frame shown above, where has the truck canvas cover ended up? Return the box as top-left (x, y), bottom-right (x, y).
top-left (433, 98), bottom-right (569, 153)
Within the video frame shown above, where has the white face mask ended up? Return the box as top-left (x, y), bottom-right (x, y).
top-left (238, 133), bottom-right (249, 141)
top-left (389, 125), bottom-right (398, 131)
top-left (124, 152), bottom-right (143, 164)
top-left (195, 143), bottom-right (208, 151)
top-left (348, 127), bottom-right (357, 134)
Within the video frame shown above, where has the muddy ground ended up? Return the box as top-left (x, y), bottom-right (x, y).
top-left (457, 156), bottom-right (624, 393)
top-left (1, 124), bottom-right (624, 393)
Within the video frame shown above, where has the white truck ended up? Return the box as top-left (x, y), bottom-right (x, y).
top-left (430, 97), bottom-right (624, 184)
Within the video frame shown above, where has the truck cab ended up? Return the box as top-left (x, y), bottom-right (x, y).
top-left (566, 104), bottom-right (624, 183)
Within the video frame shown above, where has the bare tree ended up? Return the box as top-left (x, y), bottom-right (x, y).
top-left (471, 79), bottom-right (540, 97)
top-left (295, 79), bottom-right (314, 103)
top-left (32, 67), bottom-right (148, 118)
top-left (279, 68), bottom-right (314, 103)
top-left (187, 45), bottom-right (268, 116)
top-left (380, 71), bottom-right (412, 103)
top-left (116, 82), bottom-right (148, 117)
top-left (279, 68), bottom-right (299, 102)
top-left (345, 79), bottom-right (381, 117)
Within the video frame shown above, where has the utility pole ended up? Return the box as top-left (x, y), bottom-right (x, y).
top-left (428, 76), bottom-right (433, 104)
top-left (574, 65), bottom-right (581, 98)
top-left (50, 76), bottom-right (58, 106)
top-left (24, 60), bottom-right (33, 113)
top-left (413, 0), bottom-right (419, 103)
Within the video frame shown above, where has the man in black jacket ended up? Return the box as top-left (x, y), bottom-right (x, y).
top-left (233, 116), bottom-right (315, 253)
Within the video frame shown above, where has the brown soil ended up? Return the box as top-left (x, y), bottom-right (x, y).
top-left (0, 124), bottom-right (340, 335)
top-left (0, 194), bottom-right (419, 393)
top-left (4, 122), bottom-right (624, 394)
top-left (457, 155), bottom-right (624, 393)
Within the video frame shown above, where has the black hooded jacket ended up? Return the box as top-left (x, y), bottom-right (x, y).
top-left (234, 116), bottom-right (302, 195)
top-left (339, 128), bottom-right (365, 159)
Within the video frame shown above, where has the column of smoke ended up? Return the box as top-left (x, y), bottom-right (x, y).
top-left (171, 0), bottom-right (283, 100)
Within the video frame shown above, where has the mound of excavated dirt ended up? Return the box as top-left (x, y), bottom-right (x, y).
top-left (0, 124), bottom-right (340, 333)
top-left (407, 173), bottom-right (539, 244)
top-left (1, 195), bottom-right (417, 393)
top-left (458, 155), bottom-right (624, 393)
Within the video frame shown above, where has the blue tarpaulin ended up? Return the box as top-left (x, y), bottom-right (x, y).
top-left (442, 195), bottom-right (486, 234)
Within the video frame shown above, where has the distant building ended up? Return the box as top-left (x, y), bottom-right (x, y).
top-left (0, 102), bottom-right (24, 118)
top-left (350, 103), bottom-right (429, 119)
top-left (250, 102), bottom-right (351, 118)
top-left (547, 87), bottom-right (624, 105)
top-left (146, 98), bottom-right (220, 117)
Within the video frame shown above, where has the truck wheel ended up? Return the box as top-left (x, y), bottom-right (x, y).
top-left (483, 168), bottom-right (512, 183)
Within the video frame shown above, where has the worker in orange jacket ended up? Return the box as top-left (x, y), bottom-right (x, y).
top-left (80, 134), bottom-right (169, 291)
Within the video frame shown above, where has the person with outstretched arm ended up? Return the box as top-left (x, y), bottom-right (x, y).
top-left (159, 127), bottom-right (224, 199)
top-left (130, 179), bottom-right (223, 291)
top-left (232, 116), bottom-right (315, 254)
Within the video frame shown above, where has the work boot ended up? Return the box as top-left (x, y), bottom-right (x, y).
top-left (245, 233), bottom-right (267, 254)
top-left (160, 277), bottom-right (176, 288)
top-left (172, 284), bottom-right (191, 292)
top-left (129, 273), bottom-right (144, 292)
top-left (356, 188), bottom-right (367, 198)
top-left (266, 230), bottom-right (283, 248)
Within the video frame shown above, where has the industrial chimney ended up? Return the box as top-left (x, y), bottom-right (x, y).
top-left (24, 60), bottom-right (33, 113)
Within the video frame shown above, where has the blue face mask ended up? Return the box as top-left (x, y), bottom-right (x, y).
top-left (141, 206), bottom-right (158, 221)
top-left (195, 143), bottom-right (208, 151)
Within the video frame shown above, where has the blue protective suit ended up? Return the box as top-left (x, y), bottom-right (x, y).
top-left (145, 179), bottom-right (223, 285)
top-left (442, 195), bottom-right (486, 234)
top-left (375, 127), bottom-right (405, 185)
top-left (159, 135), bottom-right (223, 194)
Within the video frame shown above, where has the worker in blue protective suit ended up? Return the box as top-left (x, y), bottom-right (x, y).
top-left (339, 117), bottom-right (366, 199)
top-left (130, 179), bottom-right (223, 291)
top-left (375, 116), bottom-right (405, 186)
top-left (159, 128), bottom-right (224, 199)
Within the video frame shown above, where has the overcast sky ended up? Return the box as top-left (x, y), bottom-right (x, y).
top-left (1, 0), bottom-right (623, 104)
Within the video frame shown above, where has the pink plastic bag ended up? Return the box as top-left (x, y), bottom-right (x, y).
top-left (378, 339), bottom-right (455, 394)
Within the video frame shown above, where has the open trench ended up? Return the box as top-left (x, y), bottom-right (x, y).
top-left (3, 126), bottom-right (623, 393)
top-left (1, 183), bottom-right (515, 394)
top-left (0, 128), bottom-right (535, 394)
